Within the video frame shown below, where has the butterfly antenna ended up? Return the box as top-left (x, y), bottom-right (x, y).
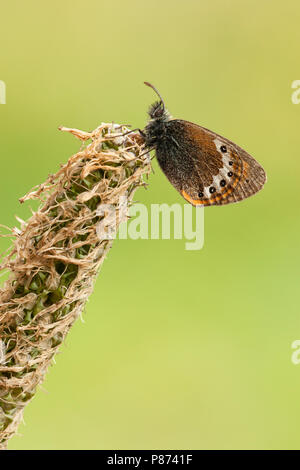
top-left (144, 82), bottom-right (165, 111)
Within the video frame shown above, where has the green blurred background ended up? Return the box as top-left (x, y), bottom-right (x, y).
top-left (1, 0), bottom-right (300, 450)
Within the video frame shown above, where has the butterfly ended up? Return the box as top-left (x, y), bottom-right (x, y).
top-left (140, 82), bottom-right (266, 207)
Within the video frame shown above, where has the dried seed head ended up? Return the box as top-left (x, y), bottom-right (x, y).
top-left (0, 123), bottom-right (150, 449)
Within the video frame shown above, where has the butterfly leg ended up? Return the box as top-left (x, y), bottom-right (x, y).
top-left (118, 128), bottom-right (146, 138)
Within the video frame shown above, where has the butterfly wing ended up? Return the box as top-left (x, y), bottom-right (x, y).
top-left (155, 119), bottom-right (266, 207)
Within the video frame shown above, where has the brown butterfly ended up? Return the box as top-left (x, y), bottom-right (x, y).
top-left (141, 82), bottom-right (266, 206)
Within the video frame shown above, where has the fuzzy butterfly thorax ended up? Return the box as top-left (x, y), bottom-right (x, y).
top-left (144, 100), bottom-right (172, 147)
top-left (142, 82), bottom-right (266, 207)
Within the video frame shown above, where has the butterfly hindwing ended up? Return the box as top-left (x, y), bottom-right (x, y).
top-left (155, 120), bottom-right (266, 207)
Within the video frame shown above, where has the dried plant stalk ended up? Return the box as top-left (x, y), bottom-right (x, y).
top-left (0, 123), bottom-right (150, 449)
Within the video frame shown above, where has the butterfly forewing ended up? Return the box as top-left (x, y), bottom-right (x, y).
top-left (155, 120), bottom-right (266, 207)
